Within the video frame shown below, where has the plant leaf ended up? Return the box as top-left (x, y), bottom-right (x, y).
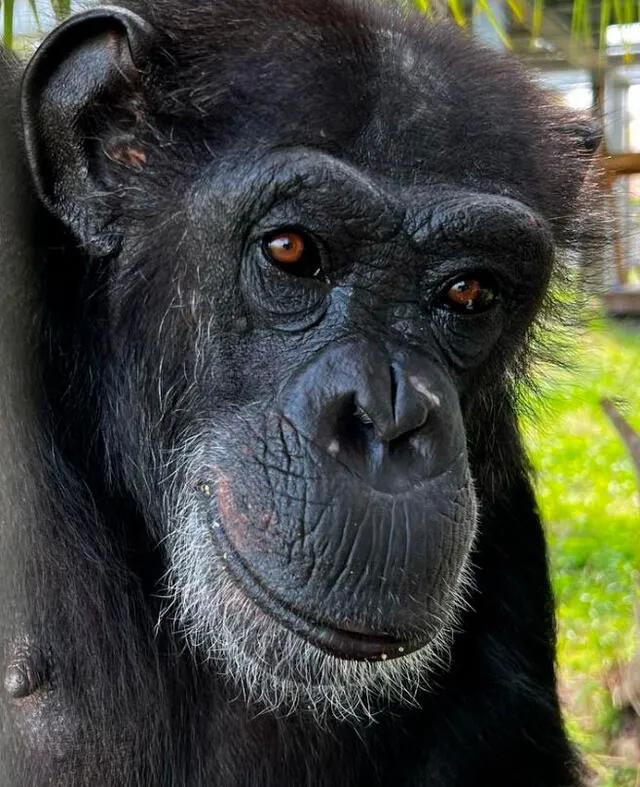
top-left (27, 0), bottom-right (40, 29)
top-left (2, 0), bottom-right (14, 49)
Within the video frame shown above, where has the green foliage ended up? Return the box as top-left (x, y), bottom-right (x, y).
top-left (49, 0), bottom-right (70, 21)
top-left (524, 315), bottom-right (640, 785)
top-left (2, 0), bottom-right (14, 48)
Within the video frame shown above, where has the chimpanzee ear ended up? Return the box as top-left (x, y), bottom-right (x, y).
top-left (21, 7), bottom-right (153, 249)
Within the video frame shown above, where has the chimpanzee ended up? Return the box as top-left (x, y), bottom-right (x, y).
top-left (0, 1), bottom-right (600, 784)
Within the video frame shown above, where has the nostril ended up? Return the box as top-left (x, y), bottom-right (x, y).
top-left (330, 397), bottom-right (376, 459)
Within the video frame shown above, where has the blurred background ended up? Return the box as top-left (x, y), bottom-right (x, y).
top-left (2, 0), bottom-right (639, 784)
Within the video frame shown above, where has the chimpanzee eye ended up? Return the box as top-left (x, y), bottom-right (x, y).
top-left (440, 275), bottom-right (498, 314)
top-left (261, 229), bottom-right (324, 279)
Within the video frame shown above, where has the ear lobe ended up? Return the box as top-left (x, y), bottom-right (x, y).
top-left (21, 7), bottom-right (153, 250)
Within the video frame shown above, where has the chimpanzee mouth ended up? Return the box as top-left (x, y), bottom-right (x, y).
top-left (206, 511), bottom-right (425, 661)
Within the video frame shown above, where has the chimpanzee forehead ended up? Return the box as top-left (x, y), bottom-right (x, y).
top-left (182, 20), bottom-right (550, 199)
top-left (129, 0), bottom-right (585, 234)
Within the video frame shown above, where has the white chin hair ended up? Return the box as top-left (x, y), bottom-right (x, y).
top-left (161, 494), bottom-right (476, 724)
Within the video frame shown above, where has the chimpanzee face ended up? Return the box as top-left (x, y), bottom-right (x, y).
top-left (20, 2), bottom-right (594, 719)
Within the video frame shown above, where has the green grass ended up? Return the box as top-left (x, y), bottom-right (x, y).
top-left (523, 315), bottom-right (640, 787)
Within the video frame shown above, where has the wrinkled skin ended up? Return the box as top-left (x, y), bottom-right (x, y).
top-left (0, 1), bottom-right (599, 785)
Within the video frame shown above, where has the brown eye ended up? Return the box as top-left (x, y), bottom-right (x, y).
top-left (443, 277), bottom-right (497, 313)
top-left (261, 229), bottom-right (324, 279)
top-left (264, 232), bottom-right (306, 265)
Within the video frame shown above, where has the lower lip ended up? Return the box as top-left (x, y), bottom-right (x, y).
top-left (207, 518), bottom-right (423, 662)
top-left (304, 623), bottom-right (421, 661)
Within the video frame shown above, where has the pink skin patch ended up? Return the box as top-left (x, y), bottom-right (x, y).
top-left (211, 468), bottom-right (255, 548)
top-left (106, 144), bottom-right (147, 170)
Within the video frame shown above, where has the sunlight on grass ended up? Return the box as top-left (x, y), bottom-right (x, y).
top-left (523, 315), bottom-right (640, 786)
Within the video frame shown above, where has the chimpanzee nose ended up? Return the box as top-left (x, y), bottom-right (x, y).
top-left (279, 342), bottom-right (443, 491)
top-left (350, 361), bottom-right (429, 442)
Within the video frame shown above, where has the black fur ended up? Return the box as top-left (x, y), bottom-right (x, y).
top-left (0, 2), bottom-right (599, 784)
